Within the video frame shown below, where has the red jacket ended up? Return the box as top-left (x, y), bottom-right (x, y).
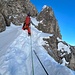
top-left (22, 16), bottom-right (31, 30)
top-left (25, 16), bottom-right (31, 25)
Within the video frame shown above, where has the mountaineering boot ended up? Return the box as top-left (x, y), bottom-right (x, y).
top-left (28, 33), bottom-right (31, 36)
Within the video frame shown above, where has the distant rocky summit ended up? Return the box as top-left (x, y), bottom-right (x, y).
top-left (0, 0), bottom-right (38, 32)
top-left (37, 5), bottom-right (61, 39)
top-left (0, 0), bottom-right (75, 71)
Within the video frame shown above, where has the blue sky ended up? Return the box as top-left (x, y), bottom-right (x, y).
top-left (30, 0), bottom-right (75, 46)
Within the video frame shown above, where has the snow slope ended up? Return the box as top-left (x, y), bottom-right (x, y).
top-left (0, 19), bottom-right (75, 75)
top-left (0, 23), bottom-right (22, 57)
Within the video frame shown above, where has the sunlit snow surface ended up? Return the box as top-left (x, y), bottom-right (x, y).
top-left (0, 22), bottom-right (75, 75)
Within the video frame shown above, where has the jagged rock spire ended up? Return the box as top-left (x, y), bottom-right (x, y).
top-left (37, 5), bottom-right (62, 39)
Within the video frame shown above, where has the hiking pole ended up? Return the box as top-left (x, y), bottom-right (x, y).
top-left (33, 50), bottom-right (49, 75)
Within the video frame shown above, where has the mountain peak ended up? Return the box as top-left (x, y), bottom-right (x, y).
top-left (37, 5), bottom-right (62, 39)
top-left (42, 5), bottom-right (49, 10)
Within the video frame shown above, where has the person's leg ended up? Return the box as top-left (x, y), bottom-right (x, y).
top-left (28, 27), bottom-right (31, 36)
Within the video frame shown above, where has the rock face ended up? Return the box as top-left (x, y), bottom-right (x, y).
top-left (0, 13), bottom-right (6, 32)
top-left (37, 5), bottom-right (62, 63)
top-left (0, 0), bottom-right (38, 31)
top-left (37, 5), bottom-right (61, 39)
top-left (43, 34), bottom-right (75, 71)
top-left (37, 5), bottom-right (75, 70)
top-left (69, 46), bottom-right (75, 70)
top-left (57, 41), bottom-right (75, 70)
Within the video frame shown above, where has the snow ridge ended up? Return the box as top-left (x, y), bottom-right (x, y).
top-left (0, 23), bottom-right (75, 75)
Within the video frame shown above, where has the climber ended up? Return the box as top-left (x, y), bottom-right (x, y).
top-left (22, 12), bottom-right (31, 36)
